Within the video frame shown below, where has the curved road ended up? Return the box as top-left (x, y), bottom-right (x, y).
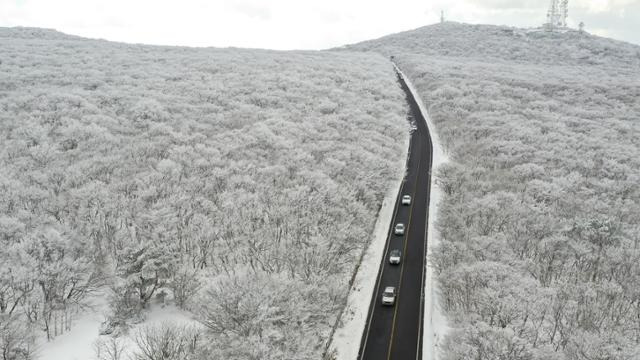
top-left (358, 68), bottom-right (433, 360)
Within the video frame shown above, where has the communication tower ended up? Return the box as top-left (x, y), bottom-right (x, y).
top-left (546, 0), bottom-right (568, 29)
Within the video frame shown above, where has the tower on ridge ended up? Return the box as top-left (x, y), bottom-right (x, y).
top-left (546, 0), bottom-right (568, 30)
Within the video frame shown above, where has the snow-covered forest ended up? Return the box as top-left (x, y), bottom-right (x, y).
top-left (0, 27), bottom-right (409, 359)
top-left (348, 22), bottom-right (640, 359)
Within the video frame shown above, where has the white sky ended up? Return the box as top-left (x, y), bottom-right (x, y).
top-left (1, 0), bottom-right (638, 49)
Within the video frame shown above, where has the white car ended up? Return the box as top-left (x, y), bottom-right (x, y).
top-left (381, 286), bottom-right (396, 306)
top-left (402, 195), bottom-right (411, 205)
top-left (389, 249), bottom-right (402, 265)
top-left (394, 223), bottom-right (405, 235)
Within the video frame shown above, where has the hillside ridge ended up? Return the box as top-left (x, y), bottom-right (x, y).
top-left (342, 22), bottom-right (640, 68)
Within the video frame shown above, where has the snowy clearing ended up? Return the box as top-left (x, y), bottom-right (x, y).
top-left (36, 291), bottom-right (198, 360)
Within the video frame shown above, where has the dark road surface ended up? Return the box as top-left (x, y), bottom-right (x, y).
top-left (358, 67), bottom-right (433, 360)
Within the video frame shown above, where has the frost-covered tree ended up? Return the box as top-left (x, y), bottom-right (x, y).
top-left (168, 266), bottom-right (201, 310)
top-left (130, 323), bottom-right (200, 360)
top-left (18, 226), bottom-right (98, 340)
top-left (0, 314), bottom-right (36, 360)
top-left (115, 243), bottom-right (177, 310)
top-left (93, 336), bottom-right (127, 360)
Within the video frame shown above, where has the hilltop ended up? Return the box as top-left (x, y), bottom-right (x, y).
top-left (344, 22), bottom-right (640, 68)
top-left (0, 26), bottom-right (86, 40)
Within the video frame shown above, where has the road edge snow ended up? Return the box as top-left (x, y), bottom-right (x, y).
top-left (394, 63), bottom-right (450, 360)
top-left (326, 126), bottom-right (410, 360)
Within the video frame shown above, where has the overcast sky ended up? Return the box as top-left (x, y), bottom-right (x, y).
top-left (1, 0), bottom-right (638, 49)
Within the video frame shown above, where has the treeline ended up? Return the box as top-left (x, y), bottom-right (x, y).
top-left (0, 30), bottom-right (408, 359)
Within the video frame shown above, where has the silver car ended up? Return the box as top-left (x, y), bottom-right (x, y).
top-left (394, 223), bottom-right (405, 235)
top-left (389, 249), bottom-right (402, 265)
top-left (381, 286), bottom-right (396, 306)
top-left (402, 195), bottom-right (411, 205)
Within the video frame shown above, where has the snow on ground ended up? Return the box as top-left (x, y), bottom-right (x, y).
top-left (328, 132), bottom-right (410, 360)
top-left (395, 64), bottom-right (450, 360)
top-left (422, 185), bottom-right (449, 360)
top-left (36, 291), bottom-right (199, 360)
top-left (35, 290), bottom-right (109, 360)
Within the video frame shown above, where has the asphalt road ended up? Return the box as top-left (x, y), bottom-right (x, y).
top-left (358, 68), bottom-right (433, 360)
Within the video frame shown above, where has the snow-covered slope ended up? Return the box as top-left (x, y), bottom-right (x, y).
top-left (346, 22), bottom-right (640, 360)
top-left (0, 27), bottom-right (85, 40)
top-left (343, 21), bottom-right (640, 68)
top-left (0, 28), bottom-right (409, 360)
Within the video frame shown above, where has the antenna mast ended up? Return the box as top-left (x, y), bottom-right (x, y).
top-left (546, 0), bottom-right (568, 29)
top-left (560, 0), bottom-right (569, 27)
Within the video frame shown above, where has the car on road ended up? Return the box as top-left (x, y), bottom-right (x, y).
top-left (394, 223), bottom-right (405, 235)
top-left (381, 286), bottom-right (397, 306)
top-left (389, 249), bottom-right (402, 265)
top-left (402, 195), bottom-right (411, 205)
